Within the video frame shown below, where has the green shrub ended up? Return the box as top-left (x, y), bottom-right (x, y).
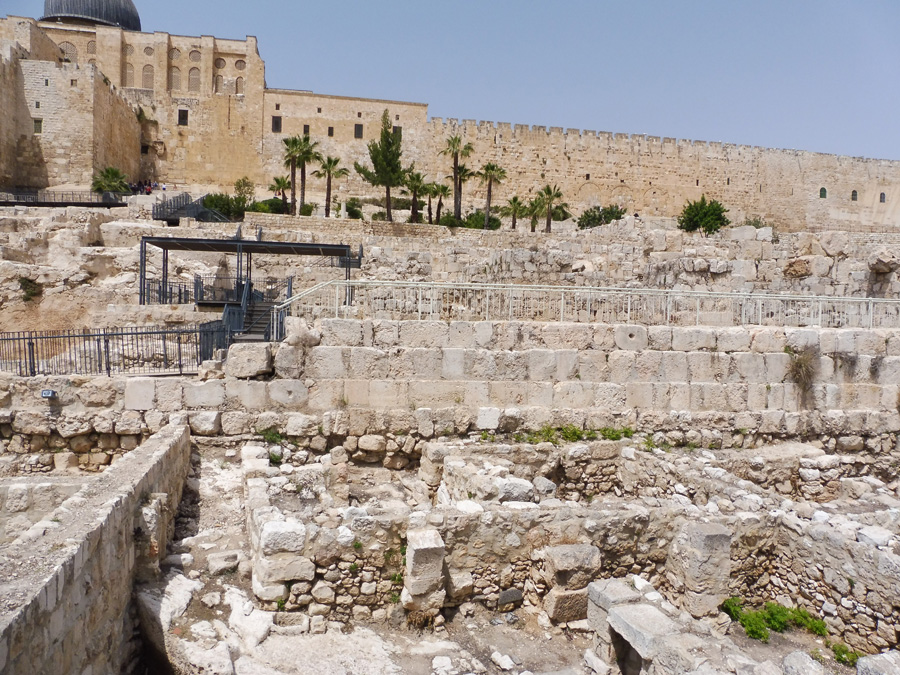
top-left (739, 610), bottom-right (770, 642)
top-left (762, 602), bottom-right (791, 632)
top-left (677, 195), bottom-right (730, 236)
top-left (462, 210), bottom-right (501, 230)
top-left (345, 197), bottom-right (364, 220)
top-left (298, 202), bottom-right (316, 216)
top-left (559, 425), bottom-right (584, 442)
top-left (258, 427), bottom-right (284, 444)
top-left (19, 277), bottom-right (43, 301)
top-left (203, 192), bottom-right (236, 218)
top-left (721, 597), bottom-right (743, 621)
top-left (786, 346), bottom-right (818, 393)
top-left (743, 216), bottom-right (768, 229)
top-left (372, 210), bottom-right (387, 221)
top-left (790, 607), bottom-right (827, 636)
top-left (578, 204), bottom-right (627, 229)
top-left (248, 197), bottom-right (287, 214)
top-left (599, 427), bottom-right (623, 441)
top-left (438, 213), bottom-right (462, 227)
top-left (831, 643), bottom-right (860, 667)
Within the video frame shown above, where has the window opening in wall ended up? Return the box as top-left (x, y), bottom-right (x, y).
top-left (214, 74), bottom-right (223, 93)
top-left (141, 144), bottom-right (149, 154)
top-left (70, 79), bottom-right (77, 86)
top-left (271, 116), bottom-right (282, 133)
top-left (727, 177), bottom-right (730, 185)
top-left (393, 125), bottom-right (401, 135)
top-left (317, 107), bottom-right (321, 113)
top-left (214, 57), bottom-right (225, 69)
top-left (33, 119), bottom-right (42, 134)
top-left (357, 112), bottom-right (362, 118)
top-left (881, 192), bottom-right (887, 203)
top-left (169, 66), bottom-right (181, 91)
top-left (178, 109), bottom-right (189, 126)
top-left (125, 64), bottom-right (134, 87)
top-left (86, 40), bottom-right (96, 55)
top-left (585, 174), bottom-right (590, 180)
top-left (275, 103), bottom-right (281, 110)
top-left (696, 179), bottom-right (699, 186)
top-left (35, 101), bottom-right (40, 109)
top-left (235, 77), bottom-right (244, 95)
top-left (851, 190), bottom-right (858, 201)
top-left (819, 187), bottom-right (827, 198)
top-left (188, 67), bottom-right (200, 92)
top-left (142, 64), bottom-right (154, 90)
top-left (189, 49), bottom-right (201, 62)
top-left (235, 60), bottom-right (246, 71)
top-left (395, 114), bottom-right (399, 121)
top-left (303, 124), bottom-right (310, 135)
top-left (328, 126), bottom-right (334, 137)
top-left (354, 123), bottom-right (363, 139)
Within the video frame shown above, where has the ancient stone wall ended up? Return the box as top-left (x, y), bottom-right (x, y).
top-left (0, 424), bottom-right (191, 675)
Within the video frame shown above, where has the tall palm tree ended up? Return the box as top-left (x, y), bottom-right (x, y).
top-left (433, 183), bottom-right (451, 224)
top-left (402, 170), bottom-right (427, 223)
top-left (500, 195), bottom-right (527, 231)
top-left (477, 162), bottom-right (506, 230)
top-left (283, 134), bottom-right (321, 215)
top-left (439, 135), bottom-right (473, 220)
top-left (526, 196), bottom-right (543, 233)
top-left (268, 175), bottom-right (291, 214)
top-left (456, 164), bottom-right (475, 219)
top-left (312, 156), bottom-right (349, 218)
top-left (537, 184), bottom-right (564, 233)
top-left (424, 182), bottom-right (437, 224)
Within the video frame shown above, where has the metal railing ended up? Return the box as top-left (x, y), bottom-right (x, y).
top-left (0, 190), bottom-right (127, 206)
top-left (271, 280), bottom-right (900, 337)
top-left (151, 192), bottom-right (192, 220)
top-left (0, 322), bottom-right (229, 377)
top-left (142, 275), bottom-right (294, 305)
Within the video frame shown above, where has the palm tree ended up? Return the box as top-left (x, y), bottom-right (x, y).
top-left (402, 170), bottom-right (427, 223)
top-left (268, 175), bottom-right (291, 214)
top-left (526, 196), bottom-right (543, 233)
top-left (500, 195), bottom-right (527, 231)
top-left (91, 166), bottom-right (128, 193)
top-left (477, 162), bottom-right (506, 230)
top-left (439, 135), bottom-right (473, 220)
top-left (312, 156), bottom-right (349, 218)
top-left (537, 184), bottom-right (564, 233)
top-left (433, 183), bottom-right (451, 224)
top-left (456, 164), bottom-right (475, 218)
top-left (424, 182), bottom-right (437, 224)
top-left (283, 135), bottom-right (321, 215)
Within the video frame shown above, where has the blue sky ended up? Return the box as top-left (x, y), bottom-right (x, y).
top-left (7, 0), bottom-right (900, 159)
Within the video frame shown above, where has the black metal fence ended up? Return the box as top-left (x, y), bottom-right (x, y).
top-left (0, 190), bottom-right (127, 207)
top-left (0, 322), bottom-right (229, 377)
top-left (142, 276), bottom-right (294, 305)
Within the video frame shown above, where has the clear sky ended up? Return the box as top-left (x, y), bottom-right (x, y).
top-left (7, 0), bottom-right (900, 160)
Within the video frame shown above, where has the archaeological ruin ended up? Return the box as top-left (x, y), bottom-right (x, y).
top-left (0, 1), bottom-right (899, 675)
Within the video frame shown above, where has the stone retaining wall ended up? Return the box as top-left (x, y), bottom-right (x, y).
top-left (0, 424), bottom-right (191, 675)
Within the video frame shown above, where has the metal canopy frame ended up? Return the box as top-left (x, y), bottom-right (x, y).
top-left (138, 235), bottom-right (361, 305)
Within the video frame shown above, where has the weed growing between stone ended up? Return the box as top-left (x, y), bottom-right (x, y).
top-left (785, 346), bottom-right (818, 394)
top-left (508, 425), bottom-right (634, 445)
top-left (720, 597), bottom-right (827, 644)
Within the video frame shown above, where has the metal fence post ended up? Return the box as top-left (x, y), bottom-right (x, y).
top-left (177, 333), bottom-right (183, 375)
top-left (103, 336), bottom-right (111, 377)
top-left (27, 339), bottom-right (36, 376)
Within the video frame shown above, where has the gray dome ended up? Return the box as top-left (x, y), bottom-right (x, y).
top-left (41, 0), bottom-right (141, 31)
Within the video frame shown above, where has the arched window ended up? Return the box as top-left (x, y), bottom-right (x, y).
top-left (168, 66), bottom-right (181, 91)
top-left (124, 63), bottom-right (134, 87)
top-left (214, 74), bottom-right (223, 93)
top-left (188, 67), bottom-right (200, 92)
top-left (86, 40), bottom-right (96, 55)
top-left (141, 64), bottom-right (154, 90)
top-left (881, 192), bottom-right (887, 203)
top-left (851, 190), bottom-right (858, 201)
top-left (58, 41), bottom-right (77, 62)
top-left (235, 76), bottom-right (244, 95)
top-left (819, 187), bottom-right (827, 199)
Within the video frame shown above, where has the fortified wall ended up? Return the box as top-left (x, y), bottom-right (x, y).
top-left (2, 14), bottom-right (899, 233)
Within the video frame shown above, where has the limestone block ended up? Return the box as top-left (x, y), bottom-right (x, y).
top-left (11, 411), bottom-right (50, 435)
top-left (183, 381), bottom-right (225, 408)
top-left (671, 327), bottom-right (716, 352)
top-left (607, 351), bottom-right (636, 382)
top-left (648, 325), bottom-right (672, 351)
top-left (251, 572), bottom-right (288, 602)
top-left (189, 411), bottom-right (221, 436)
top-left (155, 379), bottom-right (183, 411)
top-left (125, 377), bottom-right (156, 410)
top-left (207, 551), bottom-right (241, 575)
top-left (614, 325), bottom-right (648, 351)
top-left (405, 528), bottom-right (445, 583)
top-left (399, 321), bottom-right (449, 348)
top-left (55, 415), bottom-right (93, 438)
top-left (259, 520), bottom-right (306, 555)
top-left (857, 525), bottom-right (893, 547)
top-left (782, 651), bottom-right (824, 675)
top-left (400, 587), bottom-right (445, 612)
top-left (320, 319), bottom-right (363, 346)
top-left (268, 380), bottom-right (309, 408)
top-left (594, 383), bottom-right (626, 410)
top-left (716, 327), bottom-right (751, 353)
top-left (606, 603), bottom-right (680, 659)
top-left (857, 650), bottom-right (900, 675)
top-left (274, 344), bottom-right (304, 379)
top-left (115, 410), bottom-right (144, 435)
top-left (528, 350), bottom-right (557, 381)
top-left (283, 317), bottom-right (321, 347)
top-left (588, 578), bottom-right (641, 611)
top-left (543, 544), bottom-right (602, 590)
top-left (750, 327), bottom-right (786, 353)
top-left (476, 407), bottom-right (501, 430)
top-left (307, 347), bottom-right (347, 379)
top-left (446, 570), bottom-right (474, 600)
top-left (358, 434), bottom-right (386, 453)
top-left (225, 343), bottom-right (273, 378)
top-left (497, 476), bottom-right (535, 503)
top-left (543, 587), bottom-right (588, 622)
top-left (226, 380), bottom-right (269, 410)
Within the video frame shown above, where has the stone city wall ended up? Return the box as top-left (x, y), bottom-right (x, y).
top-left (0, 424), bottom-right (191, 675)
top-left (0, 476), bottom-right (85, 543)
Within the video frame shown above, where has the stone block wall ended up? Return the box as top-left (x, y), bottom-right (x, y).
top-left (0, 424), bottom-right (191, 675)
top-left (0, 477), bottom-right (85, 543)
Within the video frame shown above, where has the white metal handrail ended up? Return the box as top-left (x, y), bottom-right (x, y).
top-left (273, 280), bottom-right (900, 331)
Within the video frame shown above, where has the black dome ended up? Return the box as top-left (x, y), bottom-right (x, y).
top-left (41, 0), bottom-right (141, 31)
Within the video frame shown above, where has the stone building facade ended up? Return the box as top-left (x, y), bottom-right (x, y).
top-left (1, 8), bottom-right (899, 231)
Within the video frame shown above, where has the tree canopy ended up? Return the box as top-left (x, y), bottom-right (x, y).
top-left (354, 110), bottom-right (404, 222)
top-left (677, 195), bottom-right (730, 235)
